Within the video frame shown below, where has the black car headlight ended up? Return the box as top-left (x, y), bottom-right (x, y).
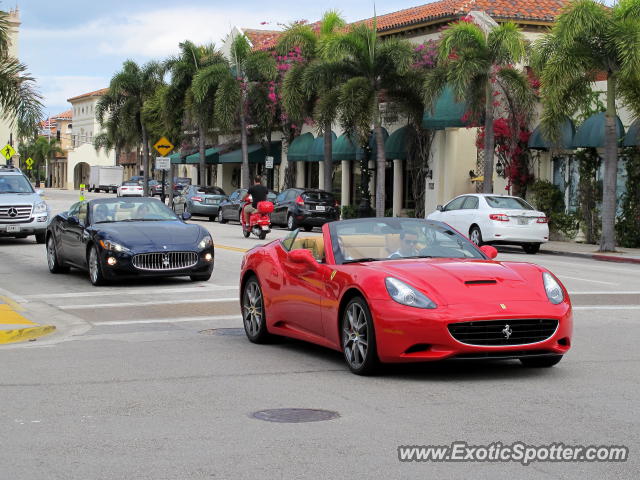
top-left (199, 235), bottom-right (213, 249)
top-left (543, 272), bottom-right (564, 304)
top-left (99, 239), bottom-right (131, 254)
top-left (385, 277), bottom-right (437, 309)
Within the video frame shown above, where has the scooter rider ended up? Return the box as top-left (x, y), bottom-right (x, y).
top-left (244, 175), bottom-right (269, 226)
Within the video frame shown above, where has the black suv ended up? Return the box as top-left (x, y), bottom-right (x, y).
top-left (271, 188), bottom-right (339, 231)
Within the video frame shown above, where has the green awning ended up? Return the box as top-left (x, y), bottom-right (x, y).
top-left (287, 132), bottom-right (315, 162)
top-left (385, 125), bottom-right (410, 160)
top-left (573, 112), bottom-right (625, 148)
top-left (422, 87), bottom-right (468, 130)
top-left (623, 119), bottom-right (640, 147)
top-left (218, 142), bottom-right (282, 164)
top-left (185, 147), bottom-right (223, 164)
top-left (333, 129), bottom-right (389, 162)
top-left (170, 152), bottom-right (186, 164)
top-left (308, 131), bottom-right (337, 162)
top-left (529, 118), bottom-right (575, 150)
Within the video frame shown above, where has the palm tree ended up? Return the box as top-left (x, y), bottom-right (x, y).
top-left (533, 0), bottom-right (640, 252)
top-left (279, 12), bottom-right (347, 192)
top-left (0, 10), bottom-right (42, 141)
top-left (328, 22), bottom-right (415, 216)
top-left (424, 19), bottom-right (530, 195)
top-left (33, 136), bottom-right (62, 187)
top-left (211, 34), bottom-right (276, 188)
top-left (99, 61), bottom-right (163, 195)
top-left (166, 41), bottom-right (229, 185)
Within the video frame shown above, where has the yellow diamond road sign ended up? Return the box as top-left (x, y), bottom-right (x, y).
top-left (26, 157), bottom-right (34, 167)
top-left (153, 137), bottom-right (174, 156)
top-left (2, 144), bottom-right (16, 160)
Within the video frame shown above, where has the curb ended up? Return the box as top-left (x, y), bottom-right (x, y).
top-left (498, 246), bottom-right (640, 265)
top-left (0, 325), bottom-right (56, 344)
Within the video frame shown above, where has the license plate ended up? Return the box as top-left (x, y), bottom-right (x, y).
top-left (315, 205), bottom-right (326, 212)
top-left (205, 199), bottom-right (218, 205)
top-left (7, 225), bottom-right (20, 233)
top-left (517, 217), bottom-right (529, 225)
top-left (261, 225), bottom-right (269, 231)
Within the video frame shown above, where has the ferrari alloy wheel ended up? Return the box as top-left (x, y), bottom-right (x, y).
top-left (520, 355), bottom-right (563, 368)
top-left (469, 226), bottom-right (483, 246)
top-left (88, 246), bottom-right (106, 286)
top-left (47, 236), bottom-right (69, 274)
top-left (242, 277), bottom-right (271, 343)
top-left (342, 297), bottom-right (378, 375)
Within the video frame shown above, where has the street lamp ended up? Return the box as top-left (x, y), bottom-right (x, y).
top-left (495, 159), bottom-right (505, 177)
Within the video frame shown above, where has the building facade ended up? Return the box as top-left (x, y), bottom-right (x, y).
top-left (0, 8), bottom-right (20, 155)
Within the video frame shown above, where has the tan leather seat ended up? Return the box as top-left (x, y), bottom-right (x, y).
top-left (291, 237), bottom-right (325, 262)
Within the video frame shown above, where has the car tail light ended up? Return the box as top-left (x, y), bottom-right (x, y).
top-left (122, 187), bottom-right (129, 190)
top-left (334, 199), bottom-right (340, 207)
top-left (296, 195), bottom-right (304, 206)
top-left (489, 213), bottom-right (509, 222)
top-left (192, 196), bottom-right (203, 202)
top-left (537, 217), bottom-right (548, 224)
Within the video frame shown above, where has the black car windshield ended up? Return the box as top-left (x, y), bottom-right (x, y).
top-left (91, 198), bottom-right (178, 224)
top-left (0, 175), bottom-right (35, 194)
top-left (485, 196), bottom-right (534, 210)
top-left (330, 218), bottom-right (484, 264)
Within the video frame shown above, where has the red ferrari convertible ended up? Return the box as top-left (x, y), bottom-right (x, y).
top-left (239, 218), bottom-right (572, 375)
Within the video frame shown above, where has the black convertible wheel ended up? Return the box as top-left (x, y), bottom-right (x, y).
top-left (88, 245), bottom-right (107, 286)
top-left (242, 276), bottom-right (271, 343)
top-left (520, 355), bottom-right (563, 368)
top-left (342, 297), bottom-right (378, 375)
top-left (47, 236), bottom-right (69, 274)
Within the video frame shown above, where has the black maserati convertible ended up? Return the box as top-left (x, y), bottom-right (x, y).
top-left (45, 197), bottom-right (215, 286)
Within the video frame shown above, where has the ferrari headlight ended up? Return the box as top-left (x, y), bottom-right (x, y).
top-left (543, 272), bottom-right (564, 304)
top-left (99, 239), bottom-right (130, 253)
top-left (199, 235), bottom-right (213, 249)
top-left (33, 202), bottom-right (48, 214)
top-left (385, 277), bottom-right (436, 309)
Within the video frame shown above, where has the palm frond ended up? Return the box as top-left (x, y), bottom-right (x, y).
top-left (487, 22), bottom-right (526, 64)
top-left (276, 22), bottom-right (317, 58)
top-left (337, 76), bottom-right (374, 141)
top-left (214, 76), bottom-right (241, 131)
top-left (438, 22), bottom-right (487, 62)
top-left (244, 51), bottom-right (277, 82)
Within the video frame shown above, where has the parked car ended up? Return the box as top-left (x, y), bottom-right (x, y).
top-left (426, 194), bottom-right (549, 254)
top-left (128, 176), bottom-right (144, 185)
top-left (271, 188), bottom-right (340, 231)
top-left (0, 166), bottom-right (50, 243)
top-left (45, 197), bottom-right (214, 285)
top-left (147, 180), bottom-right (161, 196)
top-left (218, 188), bottom-right (277, 224)
top-left (172, 185), bottom-right (227, 221)
top-left (240, 218), bottom-right (572, 375)
top-left (117, 181), bottom-right (144, 197)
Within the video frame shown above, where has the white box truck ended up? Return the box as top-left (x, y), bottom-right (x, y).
top-left (89, 166), bottom-right (124, 193)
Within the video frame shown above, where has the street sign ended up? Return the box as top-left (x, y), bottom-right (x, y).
top-left (155, 157), bottom-right (171, 171)
top-left (153, 137), bottom-right (174, 156)
top-left (26, 157), bottom-right (34, 167)
top-left (2, 144), bottom-right (16, 161)
top-left (265, 156), bottom-right (274, 169)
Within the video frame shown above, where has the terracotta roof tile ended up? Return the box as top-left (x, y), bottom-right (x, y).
top-left (67, 88), bottom-right (108, 103)
top-left (55, 109), bottom-right (72, 120)
top-left (243, 29), bottom-right (283, 51)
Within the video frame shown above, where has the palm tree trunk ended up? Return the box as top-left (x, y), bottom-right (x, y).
top-left (482, 82), bottom-right (495, 194)
top-left (373, 96), bottom-right (386, 217)
top-left (600, 77), bottom-right (618, 252)
top-left (240, 112), bottom-right (250, 189)
top-left (323, 121), bottom-right (333, 194)
top-left (198, 124), bottom-right (206, 186)
top-left (141, 125), bottom-right (150, 197)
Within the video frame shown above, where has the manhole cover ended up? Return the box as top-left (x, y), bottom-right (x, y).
top-left (251, 408), bottom-right (340, 423)
top-left (199, 328), bottom-right (245, 336)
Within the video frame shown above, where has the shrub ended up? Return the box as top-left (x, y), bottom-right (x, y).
top-left (616, 149), bottom-right (640, 247)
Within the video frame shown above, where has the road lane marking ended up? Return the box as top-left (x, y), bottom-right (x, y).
top-left (0, 304), bottom-right (35, 325)
top-left (557, 275), bottom-right (618, 285)
top-left (217, 244), bottom-right (249, 253)
top-left (59, 297), bottom-right (238, 310)
top-left (573, 306), bottom-right (640, 310)
top-left (25, 285), bottom-right (238, 299)
top-left (0, 295), bottom-right (25, 312)
top-left (569, 291), bottom-right (640, 295)
top-left (93, 314), bottom-right (243, 326)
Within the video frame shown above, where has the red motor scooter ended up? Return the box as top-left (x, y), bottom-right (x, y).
top-left (241, 196), bottom-right (274, 240)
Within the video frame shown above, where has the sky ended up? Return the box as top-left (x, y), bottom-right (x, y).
top-left (10, 0), bottom-right (421, 117)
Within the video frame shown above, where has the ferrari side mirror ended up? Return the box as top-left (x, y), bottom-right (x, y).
top-left (480, 245), bottom-right (498, 259)
top-left (289, 249), bottom-right (318, 269)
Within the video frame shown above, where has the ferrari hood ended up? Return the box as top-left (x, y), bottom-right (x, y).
top-left (97, 221), bottom-right (203, 251)
top-left (366, 259), bottom-right (547, 305)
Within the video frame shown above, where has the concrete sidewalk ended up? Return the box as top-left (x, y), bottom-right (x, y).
top-left (0, 297), bottom-right (56, 345)
top-left (501, 241), bottom-right (640, 265)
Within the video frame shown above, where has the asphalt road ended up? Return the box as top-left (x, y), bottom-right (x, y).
top-left (1, 189), bottom-right (639, 479)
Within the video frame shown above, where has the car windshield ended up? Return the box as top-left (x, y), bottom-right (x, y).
top-left (91, 199), bottom-right (178, 224)
top-left (304, 191), bottom-right (333, 202)
top-left (197, 186), bottom-right (225, 195)
top-left (330, 218), bottom-right (484, 264)
top-left (485, 196), bottom-right (534, 210)
top-left (122, 182), bottom-right (139, 186)
top-left (0, 175), bottom-right (34, 194)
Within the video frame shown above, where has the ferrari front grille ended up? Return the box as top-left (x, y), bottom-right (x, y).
top-left (448, 319), bottom-right (559, 346)
top-left (132, 251), bottom-right (198, 271)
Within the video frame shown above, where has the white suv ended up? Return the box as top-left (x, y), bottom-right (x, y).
top-left (427, 194), bottom-right (549, 254)
top-left (0, 166), bottom-right (51, 243)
